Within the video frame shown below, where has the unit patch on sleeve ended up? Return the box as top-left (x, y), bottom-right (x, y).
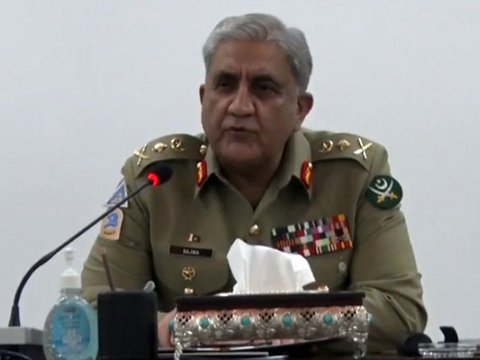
top-left (271, 214), bottom-right (353, 257)
top-left (99, 208), bottom-right (124, 241)
top-left (365, 175), bottom-right (403, 209)
top-left (105, 179), bottom-right (128, 208)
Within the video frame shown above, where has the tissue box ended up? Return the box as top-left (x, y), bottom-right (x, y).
top-left (172, 291), bottom-right (368, 356)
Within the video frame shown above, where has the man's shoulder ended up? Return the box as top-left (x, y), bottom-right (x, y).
top-left (124, 133), bottom-right (207, 179)
top-left (302, 128), bottom-right (387, 170)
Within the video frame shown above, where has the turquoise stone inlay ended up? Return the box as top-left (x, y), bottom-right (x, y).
top-left (323, 313), bottom-right (334, 325)
top-left (240, 315), bottom-right (251, 327)
top-left (199, 317), bottom-right (210, 329)
top-left (282, 314), bottom-right (293, 328)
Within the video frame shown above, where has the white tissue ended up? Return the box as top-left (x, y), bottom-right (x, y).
top-left (226, 238), bottom-right (315, 294)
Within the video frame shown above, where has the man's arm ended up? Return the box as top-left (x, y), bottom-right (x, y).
top-left (350, 146), bottom-right (427, 352)
top-left (81, 158), bottom-right (153, 302)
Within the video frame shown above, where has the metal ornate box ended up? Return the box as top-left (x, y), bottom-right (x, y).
top-left (172, 291), bottom-right (369, 358)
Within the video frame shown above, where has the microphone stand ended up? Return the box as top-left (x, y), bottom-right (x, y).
top-left (0, 178), bottom-right (154, 359)
top-left (8, 180), bottom-right (152, 327)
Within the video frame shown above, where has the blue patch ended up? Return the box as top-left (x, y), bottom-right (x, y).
top-left (104, 212), bottom-right (119, 227)
top-left (100, 208), bottom-right (124, 240)
top-left (106, 179), bottom-right (128, 208)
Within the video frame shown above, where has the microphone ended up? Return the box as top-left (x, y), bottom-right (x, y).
top-left (0, 162), bottom-right (173, 358)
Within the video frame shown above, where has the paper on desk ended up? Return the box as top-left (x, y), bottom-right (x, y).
top-left (226, 238), bottom-right (315, 293)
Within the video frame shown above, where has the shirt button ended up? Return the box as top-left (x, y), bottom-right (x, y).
top-left (184, 287), bottom-right (195, 295)
top-left (249, 224), bottom-right (260, 236)
top-left (317, 285), bottom-right (330, 293)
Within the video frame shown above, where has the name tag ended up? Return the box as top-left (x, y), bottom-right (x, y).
top-left (169, 245), bottom-right (213, 258)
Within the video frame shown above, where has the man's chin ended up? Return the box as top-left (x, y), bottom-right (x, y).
top-left (218, 151), bottom-right (264, 170)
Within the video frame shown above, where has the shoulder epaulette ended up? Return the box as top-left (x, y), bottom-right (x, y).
top-left (130, 134), bottom-right (207, 178)
top-left (303, 130), bottom-right (379, 171)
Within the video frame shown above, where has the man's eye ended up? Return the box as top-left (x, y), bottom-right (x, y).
top-left (256, 82), bottom-right (277, 94)
top-left (215, 78), bottom-right (235, 90)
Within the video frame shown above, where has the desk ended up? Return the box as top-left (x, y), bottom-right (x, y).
top-left (157, 352), bottom-right (479, 360)
top-left (1, 346), bottom-right (478, 360)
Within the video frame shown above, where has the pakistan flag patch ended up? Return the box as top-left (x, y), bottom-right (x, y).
top-left (365, 175), bottom-right (403, 209)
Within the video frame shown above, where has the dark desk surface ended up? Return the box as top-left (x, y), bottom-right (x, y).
top-left (2, 344), bottom-right (478, 360)
top-left (157, 354), bottom-right (480, 360)
top-left (157, 349), bottom-right (480, 360)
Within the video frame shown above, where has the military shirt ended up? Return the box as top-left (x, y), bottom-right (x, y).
top-left (81, 129), bottom-right (427, 352)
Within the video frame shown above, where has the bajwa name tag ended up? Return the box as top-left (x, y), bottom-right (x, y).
top-left (169, 245), bottom-right (212, 258)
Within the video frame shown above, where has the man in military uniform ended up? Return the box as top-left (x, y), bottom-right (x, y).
top-left (82, 13), bottom-right (427, 351)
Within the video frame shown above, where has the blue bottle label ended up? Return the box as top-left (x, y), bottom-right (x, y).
top-left (51, 303), bottom-right (92, 356)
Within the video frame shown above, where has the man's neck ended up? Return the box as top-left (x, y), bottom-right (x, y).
top-left (221, 158), bottom-right (281, 209)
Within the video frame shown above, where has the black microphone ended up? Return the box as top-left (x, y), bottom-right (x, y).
top-left (0, 162), bottom-right (173, 358)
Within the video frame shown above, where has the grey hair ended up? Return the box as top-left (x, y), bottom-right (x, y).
top-left (202, 13), bottom-right (313, 94)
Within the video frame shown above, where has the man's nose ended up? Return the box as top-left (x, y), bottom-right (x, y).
top-left (227, 86), bottom-right (254, 117)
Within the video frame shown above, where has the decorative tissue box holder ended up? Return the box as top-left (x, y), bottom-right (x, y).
top-left (172, 291), bottom-right (369, 357)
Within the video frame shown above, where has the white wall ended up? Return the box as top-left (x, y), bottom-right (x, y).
top-left (1, 0), bottom-right (479, 342)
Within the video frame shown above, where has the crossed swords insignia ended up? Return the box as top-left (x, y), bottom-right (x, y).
top-left (368, 177), bottom-right (398, 203)
top-left (353, 138), bottom-right (372, 160)
top-left (134, 144), bottom-right (149, 166)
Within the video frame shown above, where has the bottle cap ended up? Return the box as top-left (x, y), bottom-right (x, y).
top-left (60, 247), bottom-right (81, 289)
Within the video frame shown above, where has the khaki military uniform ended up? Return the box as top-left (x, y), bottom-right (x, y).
top-left (82, 129), bottom-right (427, 352)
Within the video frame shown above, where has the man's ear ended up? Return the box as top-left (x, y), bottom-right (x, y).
top-left (199, 84), bottom-right (205, 104)
top-left (296, 92), bottom-right (314, 128)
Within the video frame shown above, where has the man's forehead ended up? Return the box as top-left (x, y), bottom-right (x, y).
top-left (207, 41), bottom-right (292, 79)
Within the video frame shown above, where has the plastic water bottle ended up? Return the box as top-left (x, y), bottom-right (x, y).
top-left (43, 248), bottom-right (98, 360)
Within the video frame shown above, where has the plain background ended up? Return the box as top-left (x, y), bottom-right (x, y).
top-left (1, 0), bottom-right (479, 342)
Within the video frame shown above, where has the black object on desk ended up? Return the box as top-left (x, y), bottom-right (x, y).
top-left (98, 291), bottom-right (158, 360)
top-left (397, 332), bottom-right (433, 357)
top-left (440, 326), bottom-right (459, 343)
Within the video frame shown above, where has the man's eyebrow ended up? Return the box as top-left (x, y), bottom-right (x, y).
top-left (211, 70), bottom-right (281, 86)
top-left (251, 74), bottom-right (279, 82)
top-left (212, 70), bottom-right (237, 80)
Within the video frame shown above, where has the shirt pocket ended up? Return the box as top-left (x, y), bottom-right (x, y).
top-left (271, 214), bottom-right (353, 290)
top-left (154, 250), bottom-right (230, 297)
top-left (305, 248), bottom-right (353, 290)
